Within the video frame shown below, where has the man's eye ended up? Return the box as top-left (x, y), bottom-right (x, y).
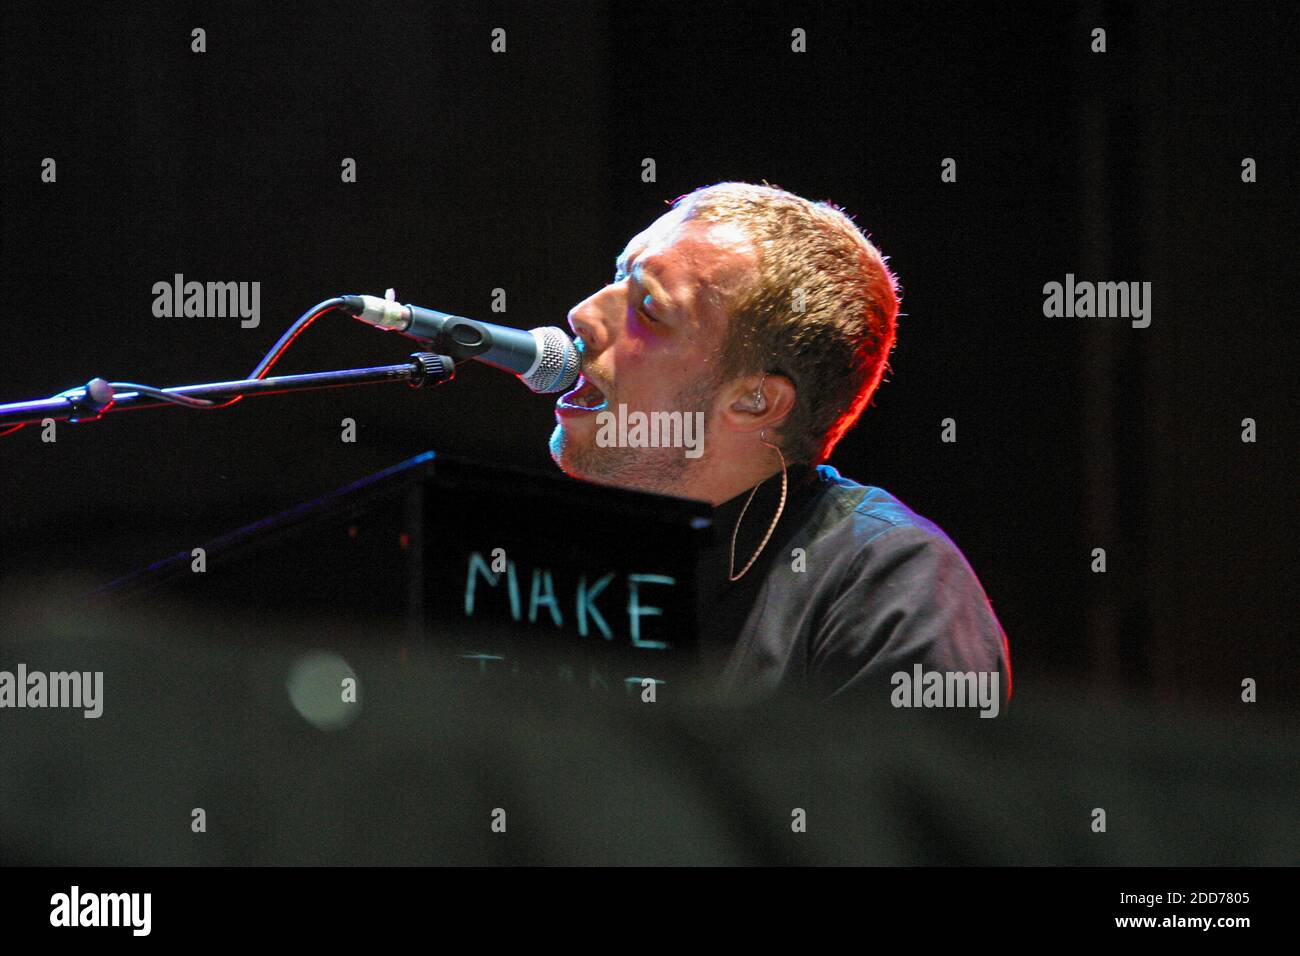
top-left (638, 296), bottom-right (659, 323)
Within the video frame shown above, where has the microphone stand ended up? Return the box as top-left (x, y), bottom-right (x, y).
top-left (0, 353), bottom-right (456, 429)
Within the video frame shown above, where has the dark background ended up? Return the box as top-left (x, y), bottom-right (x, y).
top-left (1, 0), bottom-right (1296, 710)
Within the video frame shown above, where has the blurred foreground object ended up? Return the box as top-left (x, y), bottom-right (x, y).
top-left (1, 579), bottom-right (1295, 866)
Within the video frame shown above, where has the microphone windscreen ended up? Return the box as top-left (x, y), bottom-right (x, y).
top-left (522, 327), bottom-right (580, 394)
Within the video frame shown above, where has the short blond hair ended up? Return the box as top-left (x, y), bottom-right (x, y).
top-left (675, 182), bottom-right (900, 464)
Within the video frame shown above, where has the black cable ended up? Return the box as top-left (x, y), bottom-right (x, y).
top-left (190, 296), bottom-right (348, 410)
top-left (103, 384), bottom-right (215, 408)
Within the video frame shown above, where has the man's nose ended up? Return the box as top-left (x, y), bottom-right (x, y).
top-left (567, 290), bottom-right (617, 353)
top-left (567, 308), bottom-right (595, 350)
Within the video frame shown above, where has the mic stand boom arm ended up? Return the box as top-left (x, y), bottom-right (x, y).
top-left (0, 352), bottom-right (455, 429)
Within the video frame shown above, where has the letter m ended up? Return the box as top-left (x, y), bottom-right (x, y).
top-left (207, 281), bottom-right (239, 317)
top-left (1096, 281), bottom-right (1129, 317)
top-left (464, 551), bottom-right (520, 620)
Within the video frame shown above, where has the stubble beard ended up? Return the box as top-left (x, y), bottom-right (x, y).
top-left (549, 379), bottom-right (716, 497)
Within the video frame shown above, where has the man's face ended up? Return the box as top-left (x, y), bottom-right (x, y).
top-left (549, 207), bottom-right (759, 495)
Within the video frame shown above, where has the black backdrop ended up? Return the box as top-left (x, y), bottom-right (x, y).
top-left (2, 0), bottom-right (1296, 712)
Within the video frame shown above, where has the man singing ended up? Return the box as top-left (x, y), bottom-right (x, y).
top-left (550, 182), bottom-right (1011, 708)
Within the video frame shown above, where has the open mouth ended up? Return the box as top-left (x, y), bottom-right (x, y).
top-left (557, 373), bottom-right (608, 412)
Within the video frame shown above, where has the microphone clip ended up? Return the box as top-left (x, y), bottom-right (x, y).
top-left (407, 352), bottom-right (456, 389)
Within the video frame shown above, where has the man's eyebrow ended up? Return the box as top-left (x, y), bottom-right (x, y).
top-left (614, 247), bottom-right (676, 312)
top-left (615, 250), bottom-right (661, 285)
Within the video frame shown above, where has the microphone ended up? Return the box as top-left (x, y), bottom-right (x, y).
top-left (340, 293), bottom-right (580, 394)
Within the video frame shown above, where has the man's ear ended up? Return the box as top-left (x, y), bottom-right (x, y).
top-left (720, 373), bottom-right (796, 434)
